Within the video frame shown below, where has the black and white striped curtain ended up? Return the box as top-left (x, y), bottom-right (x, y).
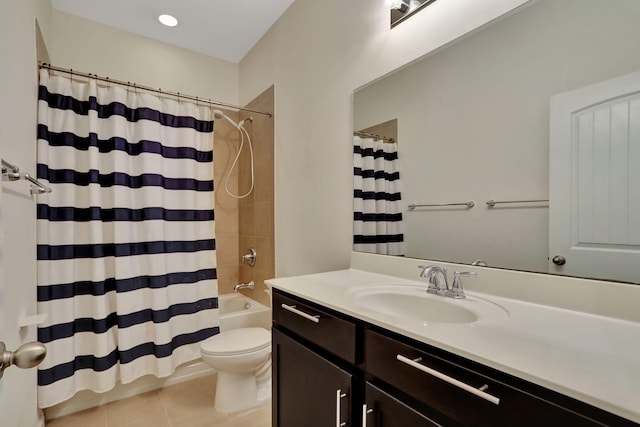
top-left (35, 69), bottom-right (219, 408)
top-left (353, 136), bottom-right (404, 256)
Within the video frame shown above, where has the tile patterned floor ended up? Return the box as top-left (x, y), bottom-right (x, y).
top-left (45, 374), bottom-right (271, 427)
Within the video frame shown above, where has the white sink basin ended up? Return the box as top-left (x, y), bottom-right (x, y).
top-left (346, 284), bottom-right (508, 325)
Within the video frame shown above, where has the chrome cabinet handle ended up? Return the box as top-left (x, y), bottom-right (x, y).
top-left (336, 389), bottom-right (347, 427)
top-left (281, 303), bottom-right (320, 323)
top-left (362, 404), bottom-right (373, 427)
top-left (396, 354), bottom-right (500, 405)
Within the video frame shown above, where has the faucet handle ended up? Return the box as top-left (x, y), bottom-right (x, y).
top-left (241, 247), bottom-right (257, 267)
top-left (446, 271), bottom-right (476, 299)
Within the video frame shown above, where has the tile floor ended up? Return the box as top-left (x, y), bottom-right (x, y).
top-left (45, 373), bottom-right (271, 427)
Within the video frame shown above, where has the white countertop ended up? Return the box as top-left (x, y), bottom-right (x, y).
top-left (266, 268), bottom-right (640, 424)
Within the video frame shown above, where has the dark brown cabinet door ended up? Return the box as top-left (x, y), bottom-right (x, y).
top-left (363, 382), bottom-right (442, 427)
top-left (272, 328), bottom-right (353, 427)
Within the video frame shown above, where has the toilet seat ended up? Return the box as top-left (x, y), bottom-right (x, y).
top-left (201, 327), bottom-right (270, 356)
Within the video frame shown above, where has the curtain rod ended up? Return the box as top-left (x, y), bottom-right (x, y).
top-left (39, 63), bottom-right (273, 118)
top-left (354, 130), bottom-right (396, 144)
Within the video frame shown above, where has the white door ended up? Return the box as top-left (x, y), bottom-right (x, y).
top-left (0, 169), bottom-right (46, 427)
top-left (1, 2), bottom-right (47, 424)
top-left (549, 71), bottom-right (640, 283)
top-left (0, 170), bottom-right (21, 427)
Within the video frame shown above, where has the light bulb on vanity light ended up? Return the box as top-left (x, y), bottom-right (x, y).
top-left (158, 14), bottom-right (178, 27)
top-left (408, 0), bottom-right (422, 12)
top-left (388, 0), bottom-right (409, 13)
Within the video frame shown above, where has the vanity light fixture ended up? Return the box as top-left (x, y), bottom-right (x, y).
top-left (390, 0), bottom-right (438, 28)
top-left (158, 14), bottom-right (179, 27)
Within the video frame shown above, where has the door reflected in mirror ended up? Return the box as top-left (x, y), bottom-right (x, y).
top-left (353, 0), bottom-right (640, 284)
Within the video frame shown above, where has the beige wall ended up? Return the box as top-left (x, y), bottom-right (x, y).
top-left (239, 0), bottom-right (532, 277)
top-left (49, 10), bottom-right (239, 105)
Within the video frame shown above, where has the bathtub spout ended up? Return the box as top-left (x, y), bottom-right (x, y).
top-left (234, 280), bottom-right (255, 292)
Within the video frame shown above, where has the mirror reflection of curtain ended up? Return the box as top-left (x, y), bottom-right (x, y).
top-left (353, 136), bottom-right (404, 255)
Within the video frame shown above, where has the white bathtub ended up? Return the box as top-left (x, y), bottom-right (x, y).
top-left (218, 293), bottom-right (271, 332)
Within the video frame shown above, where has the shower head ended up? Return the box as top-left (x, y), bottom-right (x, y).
top-left (213, 109), bottom-right (241, 129)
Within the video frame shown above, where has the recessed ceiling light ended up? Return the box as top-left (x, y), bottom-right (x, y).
top-left (158, 14), bottom-right (178, 27)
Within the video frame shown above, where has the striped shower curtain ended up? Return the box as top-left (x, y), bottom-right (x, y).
top-left (353, 135), bottom-right (404, 256)
top-left (35, 69), bottom-right (219, 408)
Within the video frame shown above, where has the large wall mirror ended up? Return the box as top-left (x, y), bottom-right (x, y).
top-left (353, 0), bottom-right (640, 284)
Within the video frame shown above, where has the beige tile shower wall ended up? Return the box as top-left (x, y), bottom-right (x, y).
top-left (214, 109), bottom-right (241, 295)
top-left (238, 86), bottom-right (275, 307)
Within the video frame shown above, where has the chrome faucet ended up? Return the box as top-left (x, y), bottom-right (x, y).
top-left (418, 265), bottom-right (476, 299)
top-left (234, 280), bottom-right (255, 292)
top-left (418, 265), bottom-right (448, 295)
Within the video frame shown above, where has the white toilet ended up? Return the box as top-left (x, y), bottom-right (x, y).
top-left (200, 327), bottom-right (272, 413)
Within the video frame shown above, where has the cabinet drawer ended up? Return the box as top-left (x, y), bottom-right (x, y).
top-left (273, 291), bottom-right (358, 364)
top-left (365, 329), bottom-right (604, 427)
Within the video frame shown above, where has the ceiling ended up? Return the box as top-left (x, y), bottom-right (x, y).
top-left (51, 0), bottom-right (296, 63)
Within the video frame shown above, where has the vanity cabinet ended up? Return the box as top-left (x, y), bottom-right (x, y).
top-left (272, 291), bottom-right (361, 427)
top-left (272, 289), bottom-right (637, 427)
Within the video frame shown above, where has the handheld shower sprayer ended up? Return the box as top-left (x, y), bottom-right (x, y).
top-left (213, 109), bottom-right (255, 199)
top-left (213, 109), bottom-right (240, 129)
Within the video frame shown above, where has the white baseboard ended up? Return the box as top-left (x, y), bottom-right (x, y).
top-left (45, 360), bottom-right (214, 421)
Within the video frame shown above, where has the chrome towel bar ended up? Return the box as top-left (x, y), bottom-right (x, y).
top-left (408, 201), bottom-right (474, 210)
top-left (2, 159), bottom-right (52, 195)
top-left (486, 199), bottom-right (548, 207)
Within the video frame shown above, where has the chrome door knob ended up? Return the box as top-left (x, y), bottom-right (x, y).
top-left (0, 341), bottom-right (47, 379)
top-left (552, 255), bottom-right (566, 266)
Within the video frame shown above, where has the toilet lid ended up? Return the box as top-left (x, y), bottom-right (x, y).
top-left (201, 327), bottom-right (271, 356)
